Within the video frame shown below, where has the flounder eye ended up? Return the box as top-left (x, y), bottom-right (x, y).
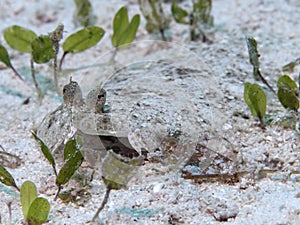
top-left (98, 94), bottom-right (104, 99)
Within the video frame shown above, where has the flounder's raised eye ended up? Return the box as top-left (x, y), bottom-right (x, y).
top-left (98, 94), bottom-right (105, 99)
top-left (63, 88), bottom-right (67, 94)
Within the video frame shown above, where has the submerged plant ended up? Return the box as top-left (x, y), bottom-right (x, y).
top-left (73, 0), bottom-right (97, 27)
top-left (32, 132), bottom-right (84, 200)
top-left (172, 0), bottom-right (213, 41)
top-left (139, 0), bottom-right (170, 41)
top-left (0, 164), bottom-right (19, 191)
top-left (59, 26), bottom-right (105, 71)
top-left (244, 82), bottom-right (267, 128)
top-left (2, 25), bottom-right (62, 100)
top-left (20, 181), bottom-right (50, 225)
top-left (277, 75), bottom-right (299, 111)
top-left (0, 164), bottom-right (50, 224)
top-left (245, 36), bottom-right (276, 94)
top-left (110, 6), bottom-right (140, 61)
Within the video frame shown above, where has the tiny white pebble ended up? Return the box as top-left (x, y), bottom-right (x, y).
top-left (153, 183), bottom-right (164, 193)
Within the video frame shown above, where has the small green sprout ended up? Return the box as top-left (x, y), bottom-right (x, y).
top-left (245, 36), bottom-right (276, 94)
top-left (31, 36), bottom-right (55, 64)
top-left (282, 57), bottom-right (300, 73)
top-left (0, 163), bottom-right (50, 224)
top-left (111, 6), bottom-right (140, 61)
top-left (277, 75), bottom-right (299, 111)
top-left (0, 164), bottom-right (19, 191)
top-left (32, 133), bottom-right (84, 201)
top-left (31, 132), bottom-right (57, 176)
top-left (138, 0), bottom-right (170, 41)
top-left (172, 0), bottom-right (213, 41)
top-left (20, 181), bottom-right (50, 225)
top-left (59, 26), bottom-right (105, 71)
top-left (55, 138), bottom-right (84, 200)
top-left (3, 26), bottom-right (41, 97)
top-left (244, 82), bottom-right (267, 128)
top-left (2, 25), bottom-right (64, 101)
top-left (73, 0), bottom-right (97, 27)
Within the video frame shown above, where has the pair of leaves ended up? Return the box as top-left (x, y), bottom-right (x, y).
top-left (56, 139), bottom-right (84, 186)
top-left (112, 6), bottom-right (140, 48)
top-left (32, 133), bottom-right (84, 189)
top-left (20, 181), bottom-right (50, 225)
top-left (277, 75), bottom-right (299, 111)
top-left (0, 26), bottom-right (35, 72)
top-left (3, 25), bottom-right (54, 64)
top-left (2, 25), bottom-right (104, 66)
top-left (244, 82), bottom-right (267, 120)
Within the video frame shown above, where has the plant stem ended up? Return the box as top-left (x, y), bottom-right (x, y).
top-left (91, 187), bottom-right (112, 222)
top-left (53, 45), bottom-right (59, 94)
top-left (53, 165), bottom-right (58, 177)
top-left (14, 184), bottom-right (20, 192)
top-left (7, 201), bottom-right (12, 225)
top-left (10, 65), bottom-right (25, 81)
top-left (257, 70), bottom-right (276, 95)
top-left (50, 24), bottom-right (64, 93)
top-left (30, 57), bottom-right (43, 102)
top-left (58, 52), bottom-right (67, 72)
top-left (258, 116), bottom-right (266, 130)
top-left (109, 48), bottom-right (118, 64)
top-left (54, 185), bottom-right (62, 201)
top-left (159, 28), bottom-right (166, 41)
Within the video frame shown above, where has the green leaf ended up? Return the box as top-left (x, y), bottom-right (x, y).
top-left (3, 25), bottom-right (37, 53)
top-left (73, 0), bottom-right (97, 27)
top-left (101, 151), bottom-right (141, 188)
top-left (26, 197), bottom-right (50, 225)
top-left (20, 181), bottom-right (38, 219)
top-left (277, 75), bottom-right (299, 110)
top-left (118, 14), bottom-right (140, 48)
top-left (171, 1), bottom-right (189, 24)
top-left (112, 6), bottom-right (129, 47)
top-left (193, 0), bottom-right (213, 25)
top-left (278, 75), bottom-right (298, 90)
top-left (246, 36), bottom-right (260, 80)
top-left (0, 164), bottom-right (18, 189)
top-left (282, 57), bottom-right (300, 73)
top-left (31, 35), bottom-right (55, 64)
top-left (112, 7), bottom-right (140, 48)
top-left (244, 82), bottom-right (254, 115)
top-left (62, 26), bottom-right (105, 54)
top-left (0, 45), bottom-right (12, 67)
top-left (244, 82), bottom-right (267, 119)
top-left (102, 177), bottom-right (124, 190)
top-left (64, 138), bottom-right (77, 161)
top-left (138, 0), bottom-right (170, 35)
top-left (56, 150), bottom-right (84, 186)
top-left (31, 132), bottom-right (56, 169)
